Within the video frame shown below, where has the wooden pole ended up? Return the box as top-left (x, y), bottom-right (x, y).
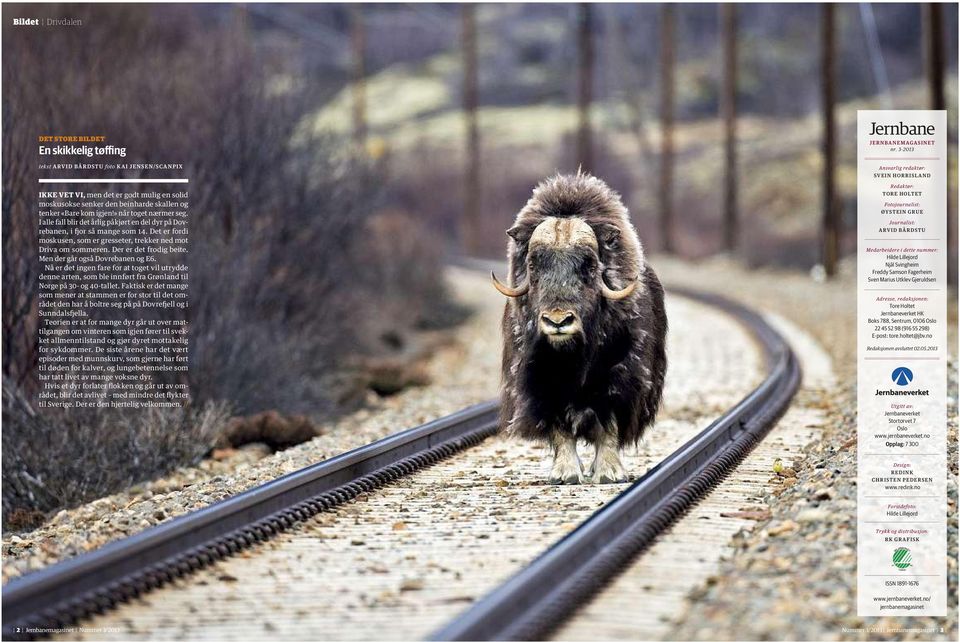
top-left (923, 3), bottom-right (945, 111)
top-left (720, 4), bottom-right (738, 253)
top-left (234, 3), bottom-right (248, 32)
top-left (350, 6), bottom-right (367, 149)
top-left (923, 3), bottom-right (954, 285)
top-left (821, 3), bottom-right (838, 278)
top-left (576, 3), bottom-right (594, 173)
top-left (462, 5), bottom-right (481, 256)
top-left (659, 5), bottom-right (675, 253)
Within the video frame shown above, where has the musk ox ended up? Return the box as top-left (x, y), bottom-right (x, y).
top-left (492, 173), bottom-right (667, 484)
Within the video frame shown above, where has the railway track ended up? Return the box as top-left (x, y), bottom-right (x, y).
top-left (433, 289), bottom-right (800, 640)
top-left (2, 289), bottom-right (799, 641)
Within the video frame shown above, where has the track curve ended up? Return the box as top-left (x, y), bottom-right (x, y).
top-left (2, 288), bottom-right (798, 641)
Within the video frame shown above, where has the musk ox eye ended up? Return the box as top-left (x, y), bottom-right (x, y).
top-left (595, 223), bottom-right (621, 252)
top-left (578, 256), bottom-right (597, 281)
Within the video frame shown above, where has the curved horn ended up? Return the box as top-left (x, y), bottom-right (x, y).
top-left (491, 271), bottom-right (529, 298)
top-left (600, 276), bottom-right (638, 301)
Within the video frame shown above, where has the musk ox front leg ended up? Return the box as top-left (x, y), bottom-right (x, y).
top-left (589, 420), bottom-right (627, 484)
top-left (548, 431), bottom-right (583, 485)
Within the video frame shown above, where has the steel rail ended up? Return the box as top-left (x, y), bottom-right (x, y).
top-left (431, 288), bottom-right (801, 641)
top-left (2, 401), bottom-right (499, 638)
top-left (1, 288), bottom-right (798, 641)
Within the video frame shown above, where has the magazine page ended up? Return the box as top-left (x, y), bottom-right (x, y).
top-left (1, 2), bottom-right (957, 641)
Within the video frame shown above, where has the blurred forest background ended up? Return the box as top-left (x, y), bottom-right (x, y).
top-left (298, 2), bottom-right (958, 266)
top-left (2, 2), bottom-right (958, 526)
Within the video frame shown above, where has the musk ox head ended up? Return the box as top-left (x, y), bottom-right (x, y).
top-left (492, 215), bottom-right (636, 350)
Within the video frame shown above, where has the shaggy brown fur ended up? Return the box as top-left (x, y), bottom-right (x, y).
top-left (498, 173), bottom-right (667, 461)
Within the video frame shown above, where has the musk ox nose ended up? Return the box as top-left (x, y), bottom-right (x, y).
top-left (539, 309), bottom-right (579, 335)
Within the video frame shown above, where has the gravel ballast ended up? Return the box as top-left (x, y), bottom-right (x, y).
top-left (3, 258), bottom-right (955, 642)
top-left (2, 267), bottom-right (503, 584)
top-left (655, 256), bottom-right (957, 642)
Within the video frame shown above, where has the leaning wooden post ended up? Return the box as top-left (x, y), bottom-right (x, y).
top-left (923, 3), bottom-right (945, 111)
top-left (923, 3), bottom-right (954, 284)
top-left (462, 5), bottom-right (481, 256)
top-left (720, 4), bottom-right (738, 254)
top-left (821, 3), bottom-right (838, 278)
top-left (350, 6), bottom-right (367, 149)
top-left (659, 5), bottom-right (676, 253)
top-left (576, 3), bottom-right (594, 173)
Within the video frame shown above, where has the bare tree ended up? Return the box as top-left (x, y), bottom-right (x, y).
top-left (821, 3), bottom-right (838, 278)
top-left (859, 2), bottom-right (892, 108)
top-left (350, 5), bottom-right (367, 148)
top-left (577, 3), bottom-right (594, 173)
top-left (602, 8), bottom-right (655, 182)
top-left (1, 77), bottom-right (39, 392)
top-left (659, 5), bottom-right (675, 253)
top-left (462, 4), bottom-right (481, 255)
top-left (720, 4), bottom-right (738, 254)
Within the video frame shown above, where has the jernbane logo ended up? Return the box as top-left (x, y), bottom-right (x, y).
top-left (870, 121), bottom-right (936, 136)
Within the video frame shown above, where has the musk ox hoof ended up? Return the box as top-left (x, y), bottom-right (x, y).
top-left (548, 471), bottom-right (584, 485)
top-left (548, 434), bottom-right (583, 484)
top-left (589, 453), bottom-right (627, 484)
top-left (590, 470), bottom-right (627, 484)
top-left (548, 459), bottom-right (584, 485)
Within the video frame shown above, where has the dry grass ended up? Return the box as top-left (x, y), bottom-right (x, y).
top-left (1, 6), bottom-right (459, 526)
top-left (1, 377), bottom-right (230, 520)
